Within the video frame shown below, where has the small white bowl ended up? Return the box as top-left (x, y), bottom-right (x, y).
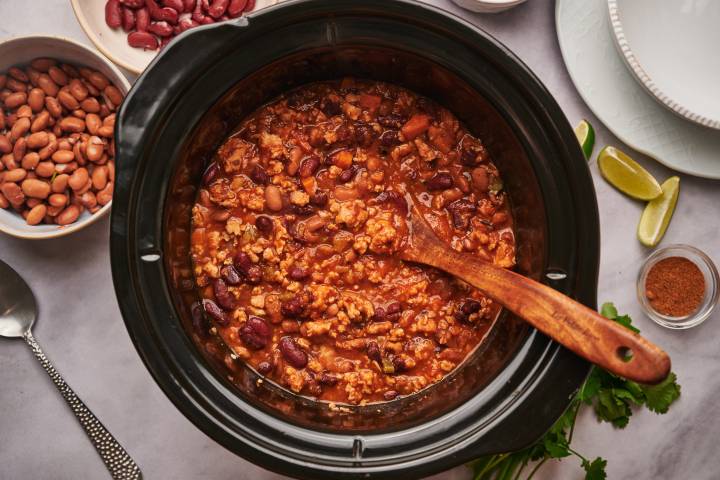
top-left (70, 0), bottom-right (280, 74)
top-left (0, 35), bottom-right (130, 240)
top-left (452, 0), bottom-right (528, 14)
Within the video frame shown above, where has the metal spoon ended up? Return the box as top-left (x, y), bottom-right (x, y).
top-left (0, 259), bottom-right (142, 480)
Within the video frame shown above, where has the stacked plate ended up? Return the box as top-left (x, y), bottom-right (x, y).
top-left (451, 0), bottom-right (527, 14)
top-left (557, 0), bottom-right (720, 179)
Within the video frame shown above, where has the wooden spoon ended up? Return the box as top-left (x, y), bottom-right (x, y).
top-left (400, 207), bottom-right (671, 384)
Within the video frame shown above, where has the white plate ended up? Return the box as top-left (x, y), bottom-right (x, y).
top-left (556, 0), bottom-right (720, 180)
top-left (608, 0), bottom-right (720, 129)
top-left (70, 0), bottom-right (278, 74)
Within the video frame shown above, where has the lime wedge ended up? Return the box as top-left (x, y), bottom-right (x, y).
top-left (638, 176), bottom-right (680, 247)
top-left (598, 146), bottom-right (662, 200)
top-left (574, 119), bottom-right (595, 160)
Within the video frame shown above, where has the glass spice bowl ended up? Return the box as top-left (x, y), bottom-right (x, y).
top-left (637, 244), bottom-right (720, 329)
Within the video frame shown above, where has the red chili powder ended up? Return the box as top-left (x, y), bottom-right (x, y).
top-left (645, 257), bottom-right (705, 317)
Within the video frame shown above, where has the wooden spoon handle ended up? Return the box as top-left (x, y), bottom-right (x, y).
top-left (417, 249), bottom-right (671, 384)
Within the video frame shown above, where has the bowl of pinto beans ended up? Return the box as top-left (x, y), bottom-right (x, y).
top-left (0, 35), bottom-right (129, 239)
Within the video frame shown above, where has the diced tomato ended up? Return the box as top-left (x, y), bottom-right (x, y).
top-left (401, 114), bottom-right (431, 140)
top-left (359, 94), bottom-right (382, 110)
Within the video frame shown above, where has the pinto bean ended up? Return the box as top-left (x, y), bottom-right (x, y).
top-left (25, 204), bottom-right (47, 225)
top-left (264, 185), bottom-right (283, 211)
top-left (56, 204), bottom-right (81, 225)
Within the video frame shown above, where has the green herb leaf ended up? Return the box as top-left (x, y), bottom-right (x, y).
top-left (641, 372), bottom-right (681, 414)
top-left (468, 303), bottom-right (680, 479)
top-left (582, 457), bottom-right (608, 480)
top-left (600, 302), bottom-right (618, 319)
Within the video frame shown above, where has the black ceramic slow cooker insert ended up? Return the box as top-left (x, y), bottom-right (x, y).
top-left (110, 1), bottom-right (600, 478)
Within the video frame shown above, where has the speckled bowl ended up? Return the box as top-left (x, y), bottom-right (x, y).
top-left (0, 35), bottom-right (130, 240)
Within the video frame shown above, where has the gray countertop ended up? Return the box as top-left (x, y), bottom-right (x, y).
top-left (1, 1), bottom-right (718, 479)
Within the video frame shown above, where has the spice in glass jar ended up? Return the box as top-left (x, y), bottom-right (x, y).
top-left (645, 257), bottom-right (705, 317)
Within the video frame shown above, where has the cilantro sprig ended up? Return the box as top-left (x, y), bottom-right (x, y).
top-left (469, 303), bottom-right (680, 480)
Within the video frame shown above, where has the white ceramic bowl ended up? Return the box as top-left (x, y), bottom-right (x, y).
top-left (0, 35), bottom-right (131, 240)
top-left (608, 0), bottom-right (720, 129)
top-left (452, 0), bottom-right (527, 14)
top-left (71, 0), bottom-right (279, 74)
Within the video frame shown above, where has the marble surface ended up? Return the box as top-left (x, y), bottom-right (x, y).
top-left (0, 1), bottom-right (718, 479)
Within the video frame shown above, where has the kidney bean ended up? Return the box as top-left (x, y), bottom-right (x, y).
top-left (254, 215), bottom-right (273, 235)
top-left (120, 7), bottom-right (136, 31)
top-left (240, 316), bottom-right (271, 350)
top-left (425, 172), bottom-right (454, 191)
top-left (202, 298), bottom-right (228, 325)
top-left (207, 0), bottom-right (229, 18)
top-left (128, 31), bottom-right (159, 50)
top-left (22, 179), bottom-right (51, 199)
top-left (338, 165), bottom-right (358, 183)
top-left (174, 17), bottom-right (199, 34)
top-left (446, 198), bottom-right (477, 230)
top-left (374, 190), bottom-right (408, 215)
top-left (256, 361), bottom-right (273, 375)
top-left (227, 0), bottom-right (246, 16)
top-left (135, 7), bottom-right (151, 31)
top-left (280, 294), bottom-right (307, 318)
top-left (105, 0), bottom-right (123, 28)
top-left (120, 0), bottom-right (146, 7)
top-left (164, 0), bottom-right (185, 10)
top-left (298, 155), bottom-right (320, 178)
top-left (383, 390), bottom-right (399, 401)
top-left (288, 265), bottom-right (309, 281)
top-left (220, 265), bottom-right (242, 285)
top-left (249, 164), bottom-right (269, 185)
top-left (279, 337), bottom-right (307, 369)
top-left (212, 277), bottom-right (236, 310)
top-left (201, 161), bottom-right (219, 186)
top-left (148, 21), bottom-right (173, 36)
top-left (233, 251), bottom-right (262, 284)
top-left (366, 341), bottom-right (382, 363)
top-left (26, 132), bottom-right (49, 150)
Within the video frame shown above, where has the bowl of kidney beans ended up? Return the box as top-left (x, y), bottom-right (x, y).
top-left (0, 35), bottom-right (130, 240)
top-left (70, 0), bottom-right (274, 74)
